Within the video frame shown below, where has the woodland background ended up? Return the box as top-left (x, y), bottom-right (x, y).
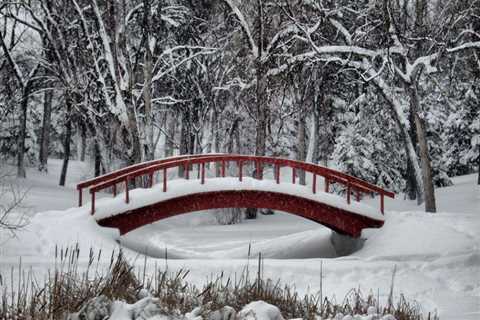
top-left (0, 0), bottom-right (479, 214)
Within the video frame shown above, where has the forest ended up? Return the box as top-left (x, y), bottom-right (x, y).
top-left (0, 0), bottom-right (479, 214)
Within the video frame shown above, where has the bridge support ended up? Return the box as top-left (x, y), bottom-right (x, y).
top-left (330, 231), bottom-right (365, 256)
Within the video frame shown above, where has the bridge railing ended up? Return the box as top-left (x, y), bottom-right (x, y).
top-left (81, 154), bottom-right (395, 216)
top-left (76, 154), bottom-right (225, 206)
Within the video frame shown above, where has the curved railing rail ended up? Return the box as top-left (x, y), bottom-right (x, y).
top-left (76, 154), bottom-right (225, 206)
top-left (80, 154), bottom-right (395, 216)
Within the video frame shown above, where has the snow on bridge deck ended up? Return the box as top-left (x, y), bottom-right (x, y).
top-left (92, 177), bottom-right (384, 222)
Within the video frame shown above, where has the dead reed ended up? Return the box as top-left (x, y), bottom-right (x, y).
top-left (0, 246), bottom-right (437, 320)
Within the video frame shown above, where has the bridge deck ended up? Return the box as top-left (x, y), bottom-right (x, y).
top-left (92, 177), bottom-right (384, 222)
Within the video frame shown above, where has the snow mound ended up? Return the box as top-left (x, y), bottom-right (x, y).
top-left (357, 211), bottom-right (480, 260)
top-left (0, 206), bottom-right (120, 262)
top-left (234, 301), bottom-right (284, 320)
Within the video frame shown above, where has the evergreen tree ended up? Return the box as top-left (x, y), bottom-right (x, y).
top-left (442, 84), bottom-right (480, 177)
top-left (332, 90), bottom-right (405, 193)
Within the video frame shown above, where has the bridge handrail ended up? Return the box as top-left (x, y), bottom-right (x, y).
top-left (90, 155), bottom-right (392, 196)
top-left (76, 154), bottom-right (225, 206)
top-left (82, 154), bottom-right (394, 215)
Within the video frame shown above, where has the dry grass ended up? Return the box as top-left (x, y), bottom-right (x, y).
top-left (0, 247), bottom-right (438, 320)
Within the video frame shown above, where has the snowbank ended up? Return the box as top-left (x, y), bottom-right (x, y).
top-left (0, 161), bottom-right (479, 319)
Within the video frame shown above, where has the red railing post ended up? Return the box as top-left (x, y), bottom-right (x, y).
top-left (201, 162), bottom-right (205, 184)
top-left (325, 178), bottom-right (329, 193)
top-left (292, 167), bottom-right (296, 184)
top-left (186, 162), bottom-right (190, 180)
top-left (355, 189), bottom-right (360, 202)
top-left (381, 193), bottom-right (385, 214)
top-left (125, 177), bottom-right (129, 204)
top-left (255, 160), bottom-right (263, 180)
top-left (78, 189), bottom-right (83, 207)
top-left (255, 160), bottom-right (261, 180)
top-left (91, 192), bottom-right (95, 215)
top-left (275, 164), bottom-right (280, 184)
top-left (149, 171), bottom-right (154, 188)
top-left (197, 163), bottom-right (201, 179)
top-left (238, 161), bottom-right (243, 181)
top-left (113, 183), bottom-right (117, 196)
top-left (312, 173), bottom-right (317, 194)
top-left (347, 181), bottom-right (351, 204)
top-left (163, 168), bottom-right (167, 192)
top-left (221, 160), bottom-right (226, 177)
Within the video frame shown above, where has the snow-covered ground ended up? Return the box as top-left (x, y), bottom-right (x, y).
top-left (0, 159), bottom-right (479, 319)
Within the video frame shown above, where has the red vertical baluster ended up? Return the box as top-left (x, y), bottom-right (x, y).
top-left (186, 162), bottom-right (190, 180)
top-left (79, 189), bottom-right (83, 207)
top-left (239, 161), bottom-right (243, 181)
top-left (292, 167), bottom-right (296, 184)
top-left (201, 162), bottom-right (205, 184)
top-left (276, 165), bottom-right (280, 184)
top-left (163, 168), bottom-right (167, 192)
top-left (197, 163), bottom-right (200, 179)
top-left (355, 189), bottom-right (360, 202)
top-left (325, 178), bottom-right (329, 193)
top-left (113, 183), bottom-right (117, 196)
top-left (312, 173), bottom-right (317, 194)
top-left (381, 193), bottom-right (385, 214)
top-left (91, 192), bottom-right (95, 215)
top-left (221, 160), bottom-right (226, 177)
top-left (125, 177), bottom-right (129, 204)
top-left (255, 160), bottom-right (260, 179)
top-left (149, 171), bottom-right (154, 188)
top-left (347, 181), bottom-right (351, 204)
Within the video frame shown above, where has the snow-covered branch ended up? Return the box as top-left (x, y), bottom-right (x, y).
top-left (0, 29), bottom-right (26, 88)
top-left (223, 0), bottom-right (258, 58)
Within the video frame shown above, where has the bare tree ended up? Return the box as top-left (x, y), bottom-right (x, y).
top-left (0, 168), bottom-right (28, 235)
top-left (0, 28), bottom-right (40, 178)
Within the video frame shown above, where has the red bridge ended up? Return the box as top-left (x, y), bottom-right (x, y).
top-left (77, 154), bottom-right (394, 238)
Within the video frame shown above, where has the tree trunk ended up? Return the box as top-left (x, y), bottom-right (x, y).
top-left (39, 90), bottom-right (53, 172)
top-left (306, 109), bottom-right (319, 164)
top-left (375, 79), bottom-right (425, 203)
top-left (143, 0), bottom-right (154, 161)
top-left (413, 112), bottom-right (436, 212)
top-left (59, 96), bottom-right (72, 186)
top-left (319, 95), bottom-right (332, 166)
top-left (407, 85), bottom-right (436, 212)
top-left (17, 87), bottom-right (30, 178)
top-left (178, 111), bottom-right (191, 177)
top-left (94, 141), bottom-right (102, 177)
top-left (209, 108), bottom-right (221, 175)
top-left (405, 159), bottom-right (419, 200)
top-left (164, 111), bottom-right (177, 157)
top-left (126, 104), bottom-right (142, 166)
top-left (246, 0), bottom-right (268, 219)
top-left (226, 118), bottom-right (240, 154)
top-left (80, 123), bottom-right (87, 162)
top-left (405, 109), bottom-right (420, 201)
top-left (255, 63), bottom-right (267, 159)
top-left (247, 61), bottom-right (267, 220)
top-left (477, 156), bottom-right (480, 185)
top-left (254, 0), bottom-right (267, 160)
top-left (297, 111), bottom-right (307, 185)
top-left (246, 74), bottom-right (266, 218)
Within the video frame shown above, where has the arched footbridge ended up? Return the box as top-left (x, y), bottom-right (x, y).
top-left (77, 154), bottom-right (394, 238)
